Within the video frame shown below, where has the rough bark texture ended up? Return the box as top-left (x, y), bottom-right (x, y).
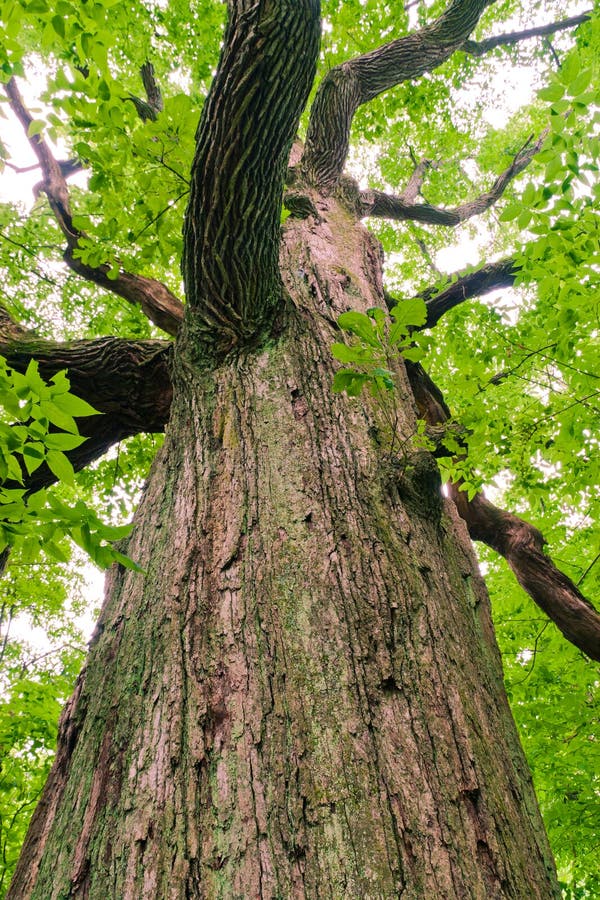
top-left (301, 0), bottom-right (490, 187)
top-left (9, 198), bottom-right (559, 899)
top-left (181, 0), bottom-right (320, 360)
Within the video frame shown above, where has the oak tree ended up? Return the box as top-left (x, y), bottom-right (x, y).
top-left (1, 0), bottom-right (599, 896)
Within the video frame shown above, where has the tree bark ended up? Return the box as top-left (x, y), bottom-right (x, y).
top-left (9, 195), bottom-right (559, 899)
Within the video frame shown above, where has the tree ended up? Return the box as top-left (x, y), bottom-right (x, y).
top-left (1, 0), bottom-right (599, 895)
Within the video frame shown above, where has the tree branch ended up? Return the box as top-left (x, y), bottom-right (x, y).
top-left (404, 360), bottom-right (600, 661)
top-left (398, 157), bottom-right (435, 204)
top-left (301, 0), bottom-right (490, 188)
top-left (463, 12), bottom-right (592, 57)
top-left (3, 77), bottom-right (184, 336)
top-left (360, 133), bottom-right (546, 227)
top-left (125, 62), bottom-right (164, 122)
top-left (449, 486), bottom-right (600, 662)
top-left (414, 256), bottom-right (518, 328)
top-left (63, 250), bottom-right (184, 337)
top-left (1, 306), bottom-right (172, 493)
top-left (181, 1), bottom-right (321, 361)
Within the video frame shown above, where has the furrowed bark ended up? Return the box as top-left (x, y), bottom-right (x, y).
top-left (463, 12), bottom-right (592, 56)
top-left (4, 78), bottom-right (184, 335)
top-left (181, 0), bottom-right (321, 361)
top-left (10, 193), bottom-right (559, 898)
top-left (359, 134), bottom-right (546, 228)
top-left (301, 0), bottom-right (490, 188)
top-left (405, 361), bottom-right (600, 661)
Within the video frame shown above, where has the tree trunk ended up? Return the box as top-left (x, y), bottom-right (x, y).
top-left (9, 197), bottom-right (559, 898)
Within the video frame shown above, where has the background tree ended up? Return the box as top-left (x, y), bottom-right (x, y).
top-left (0, 0), bottom-right (598, 895)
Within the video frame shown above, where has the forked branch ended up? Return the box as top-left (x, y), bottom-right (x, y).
top-left (360, 133), bottom-right (546, 228)
top-left (3, 78), bottom-right (184, 336)
top-left (405, 361), bottom-right (600, 661)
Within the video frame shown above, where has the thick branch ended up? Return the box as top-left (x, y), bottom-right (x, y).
top-left (4, 78), bottom-right (184, 335)
top-left (181, 1), bottom-right (321, 361)
top-left (360, 133), bottom-right (545, 227)
top-left (448, 486), bottom-right (600, 661)
top-left (302, 0), bottom-right (489, 187)
top-left (1, 316), bottom-right (172, 493)
top-left (404, 360), bottom-right (600, 661)
top-left (416, 257), bottom-right (518, 328)
top-left (463, 12), bottom-right (592, 56)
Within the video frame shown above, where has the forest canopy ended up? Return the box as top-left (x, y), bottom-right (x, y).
top-left (0, 0), bottom-right (599, 894)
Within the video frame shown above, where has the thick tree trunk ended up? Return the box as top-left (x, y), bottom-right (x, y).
top-left (9, 199), bottom-right (559, 898)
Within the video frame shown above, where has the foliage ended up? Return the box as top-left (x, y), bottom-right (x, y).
top-left (0, 357), bottom-right (140, 571)
top-left (331, 298), bottom-right (427, 395)
top-left (0, 0), bottom-right (598, 893)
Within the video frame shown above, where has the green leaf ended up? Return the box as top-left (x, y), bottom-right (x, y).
top-left (39, 401), bottom-right (77, 435)
top-left (112, 550), bottom-right (145, 573)
top-left (499, 203), bottom-right (521, 222)
top-left (337, 311), bottom-right (380, 347)
top-left (51, 393), bottom-right (99, 418)
top-left (45, 451), bottom-right (75, 485)
top-left (538, 83), bottom-right (564, 103)
top-left (332, 370), bottom-right (370, 396)
top-left (331, 342), bottom-right (376, 364)
top-left (389, 298), bottom-right (427, 343)
top-left (43, 433), bottom-right (87, 451)
top-left (27, 120), bottom-right (45, 138)
top-left (569, 70), bottom-right (592, 98)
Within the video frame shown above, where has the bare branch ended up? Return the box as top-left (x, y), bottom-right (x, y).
top-left (448, 485), bottom-right (600, 662)
top-left (359, 133), bottom-right (546, 227)
top-left (301, 0), bottom-right (490, 188)
top-left (463, 12), bottom-right (592, 57)
top-left (404, 360), bottom-right (600, 661)
top-left (3, 77), bottom-right (184, 336)
top-left (416, 257), bottom-right (518, 328)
